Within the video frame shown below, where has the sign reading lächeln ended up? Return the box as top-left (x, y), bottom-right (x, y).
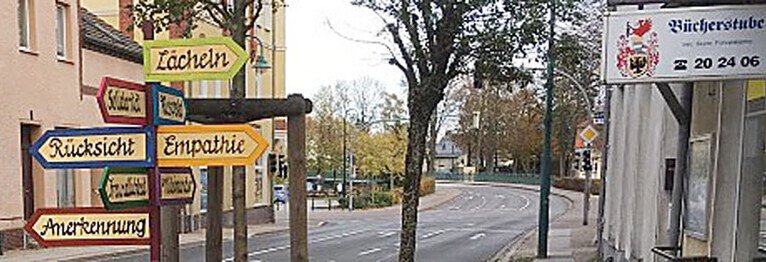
top-left (143, 37), bottom-right (248, 81)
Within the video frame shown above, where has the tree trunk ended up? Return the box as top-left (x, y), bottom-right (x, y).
top-left (426, 113), bottom-right (438, 175)
top-left (398, 104), bottom-right (432, 262)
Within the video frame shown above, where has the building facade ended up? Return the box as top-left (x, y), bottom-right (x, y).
top-left (0, 0), bottom-right (144, 249)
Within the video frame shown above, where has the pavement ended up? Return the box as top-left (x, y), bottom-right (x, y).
top-left (0, 183), bottom-right (463, 262)
top-left (487, 183), bottom-right (599, 262)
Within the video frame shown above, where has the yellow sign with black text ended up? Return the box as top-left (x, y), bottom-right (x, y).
top-left (156, 124), bottom-right (269, 167)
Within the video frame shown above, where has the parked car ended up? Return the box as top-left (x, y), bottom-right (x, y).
top-left (273, 184), bottom-right (288, 204)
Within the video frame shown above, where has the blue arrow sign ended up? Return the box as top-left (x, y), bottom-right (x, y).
top-left (29, 127), bottom-right (155, 169)
top-left (152, 84), bottom-right (187, 125)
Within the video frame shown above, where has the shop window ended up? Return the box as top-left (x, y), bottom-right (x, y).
top-left (746, 80), bottom-right (766, 254)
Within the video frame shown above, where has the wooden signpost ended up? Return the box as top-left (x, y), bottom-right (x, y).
top-left (156, 124), bottom-right (269, 167)
top-left (97, 77), bottom-right (148, 125)
top-left (143, 37), bottom-right (248, 81)
top-left (29, 127), bottom-right (155, 169)
top-left (23, 208), bottom-right (151, 247)
top-left (99, 167), bottom-right (196, 210)
top-left (152, 84), bottom-right (187, 125)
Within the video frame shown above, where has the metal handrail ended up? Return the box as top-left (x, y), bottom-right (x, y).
top-left (651, 246), bottom-right (717, 262)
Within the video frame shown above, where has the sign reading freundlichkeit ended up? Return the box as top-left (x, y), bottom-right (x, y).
top-left (143, 37), bottom-right (248, 81)
top-left (99, 167), bottom-right (196, 210)
top-left (23, 208), bottom-right (151, 247)
top-left (603, 5), bottom-right (766, 84)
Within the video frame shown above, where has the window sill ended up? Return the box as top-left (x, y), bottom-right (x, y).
top-left (57, 56), bottom-right (75, 65)
top-left (18, 47), bottom-right (38, 56)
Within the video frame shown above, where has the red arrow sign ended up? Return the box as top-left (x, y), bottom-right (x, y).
top-left (23, 207), bottom-right (151, 247)
top-left (97, 77), bottom-right (148, 125)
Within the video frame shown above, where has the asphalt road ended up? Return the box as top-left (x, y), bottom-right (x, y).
top-left (103, 183), bottom-right (568, 262)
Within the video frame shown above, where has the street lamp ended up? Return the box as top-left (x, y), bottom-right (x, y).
top-left (248, 35), bottom-right (271, 71)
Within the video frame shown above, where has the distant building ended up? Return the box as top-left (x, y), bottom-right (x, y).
top-left (434, 138), bottom-right (463, 173)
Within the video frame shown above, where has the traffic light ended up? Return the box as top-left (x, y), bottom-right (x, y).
top-left (582, 149), bottom-right (592, 172)
top-left (278, 154), bottom-right (287, 178)
top-left (268, 153), bottom-right (277, 174)
top-left (573, 151), bottom-right (581, 171)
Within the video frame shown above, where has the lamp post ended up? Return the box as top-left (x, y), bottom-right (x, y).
top-left (538, 0), bottom-right (556, 257)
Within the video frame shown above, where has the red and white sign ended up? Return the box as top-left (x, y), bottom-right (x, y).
top-left (97, 77), bottom-right (148, 125)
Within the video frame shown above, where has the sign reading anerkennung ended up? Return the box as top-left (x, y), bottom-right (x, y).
top-left (602, 5), bottom-right (766, 84)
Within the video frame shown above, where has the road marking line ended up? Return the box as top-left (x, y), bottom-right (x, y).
top-left (358, 247), bottom-right (383, 256)
top-left (224, 230), bottom-right (369, 260)
top-left (518, 194), bottom-right (531, 210)
top-left (378, 231), bottom-right (396, 238)
top-left (469, 233), bottom-right (486, 240)
top-left (421, 229), bottom-right (446, 239)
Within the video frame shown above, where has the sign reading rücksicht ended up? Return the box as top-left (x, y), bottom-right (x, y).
top-left (603, 5), bottom-right (766, 83)
top-left (29, 127), bottom-right (155, 169)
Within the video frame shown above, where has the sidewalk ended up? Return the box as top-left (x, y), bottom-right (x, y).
top-left (1, 184), bottom-right (461, 262)
top-left (488, 184), bottom-right (599, 262)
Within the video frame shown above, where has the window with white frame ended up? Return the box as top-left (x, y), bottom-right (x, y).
top-left (56, 169), bottom-right (75, 207)
top-left (55, 4), bottom-right (68, 58)
top-left (18, 0), bottom-right (30, 48)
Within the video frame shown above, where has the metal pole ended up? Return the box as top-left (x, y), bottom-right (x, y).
top-left (349, 149), bottom-right (354, 211)
top-left (537, 0), bottom-right (556, 257)
top-left (206, 167), bottom-right (223, 261)
top-left (143, 21), bottom-right (162, 262)
top-left (342, 113), bottom-right (347, 200)
top-left (583, 146), bottom-right (591, 226)
top-left (287, 94), bottom-right (308, 262)
top-left (667, 83), bottom-right (693, 253)
top-left (596, 85), bottom-right (612, 256)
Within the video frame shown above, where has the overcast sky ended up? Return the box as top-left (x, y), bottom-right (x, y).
top-left (285, 0), bottom-right (405, 99)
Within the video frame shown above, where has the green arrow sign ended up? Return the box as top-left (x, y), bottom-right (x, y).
top-left (143, 37), bottom-right (248, 81)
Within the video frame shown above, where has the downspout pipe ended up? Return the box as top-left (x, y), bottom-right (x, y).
top-left (657, 82), bottom-right (693, 254)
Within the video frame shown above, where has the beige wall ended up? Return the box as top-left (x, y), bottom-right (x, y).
top-left (0, 0), bottom-right (144, 231)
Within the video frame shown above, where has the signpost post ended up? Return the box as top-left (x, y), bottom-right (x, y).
top-left (23, 207), bottom-right (151, 247)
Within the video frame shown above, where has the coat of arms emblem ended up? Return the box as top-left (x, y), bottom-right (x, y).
top-left (616, 19), bottom-right (659, 78)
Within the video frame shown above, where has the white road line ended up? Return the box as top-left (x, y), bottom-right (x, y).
top-left (378, 231), bottom-right (397, 238)
top-left (358, 247), bottom-right (383, 256)
top-left (517, 193), bottom-right (531, 210)
top-left (496, 194), bottom-right (506, 199)
top-left (469, 233), bottom-right (486, 240)
top-left (501, 205), bottom-right (506, 209)
top-left (223, 230), bottom-right (369, 261)
top-left (421, 229), bottom-right (446, 239)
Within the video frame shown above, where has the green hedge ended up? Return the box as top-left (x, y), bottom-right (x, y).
top-left (553, 177), bottom-right (601, 195)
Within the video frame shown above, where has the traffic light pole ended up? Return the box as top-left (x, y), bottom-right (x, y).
top-left (537, 0), bottom-right (556, 257)
top-left (583, 146), bottom-right (591, 226)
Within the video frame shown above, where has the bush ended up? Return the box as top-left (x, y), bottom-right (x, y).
top-left (420, 176), bottom-right (436, 196)
top-left (340, 190), bottom-right (396, 209)
top-left (553, 177), bottom-right (601, 195)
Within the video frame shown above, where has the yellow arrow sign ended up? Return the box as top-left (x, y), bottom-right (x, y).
top-left (157, 124), bottom-right (269, 167)
top-left (143, 37), bottom-right (248, 81)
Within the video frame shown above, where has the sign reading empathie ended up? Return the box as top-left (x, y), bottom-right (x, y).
top-left (99, 167), bottom-right (196, 210)
top-left (143, 37), bottom-right (248, 81)
top-left (156, 124), bottom-right (269, 166)
top-left (23, 208), bottom-right (151, 247)
top-left (97, 77), bottom-right (148, 125)
top-left (30, 127), bottom-right (155, 169)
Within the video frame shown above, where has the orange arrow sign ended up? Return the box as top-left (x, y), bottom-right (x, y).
top-left (156, 124), bottom-right (269, 167)
top-left (23, 208), bottom-right (151, 247)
